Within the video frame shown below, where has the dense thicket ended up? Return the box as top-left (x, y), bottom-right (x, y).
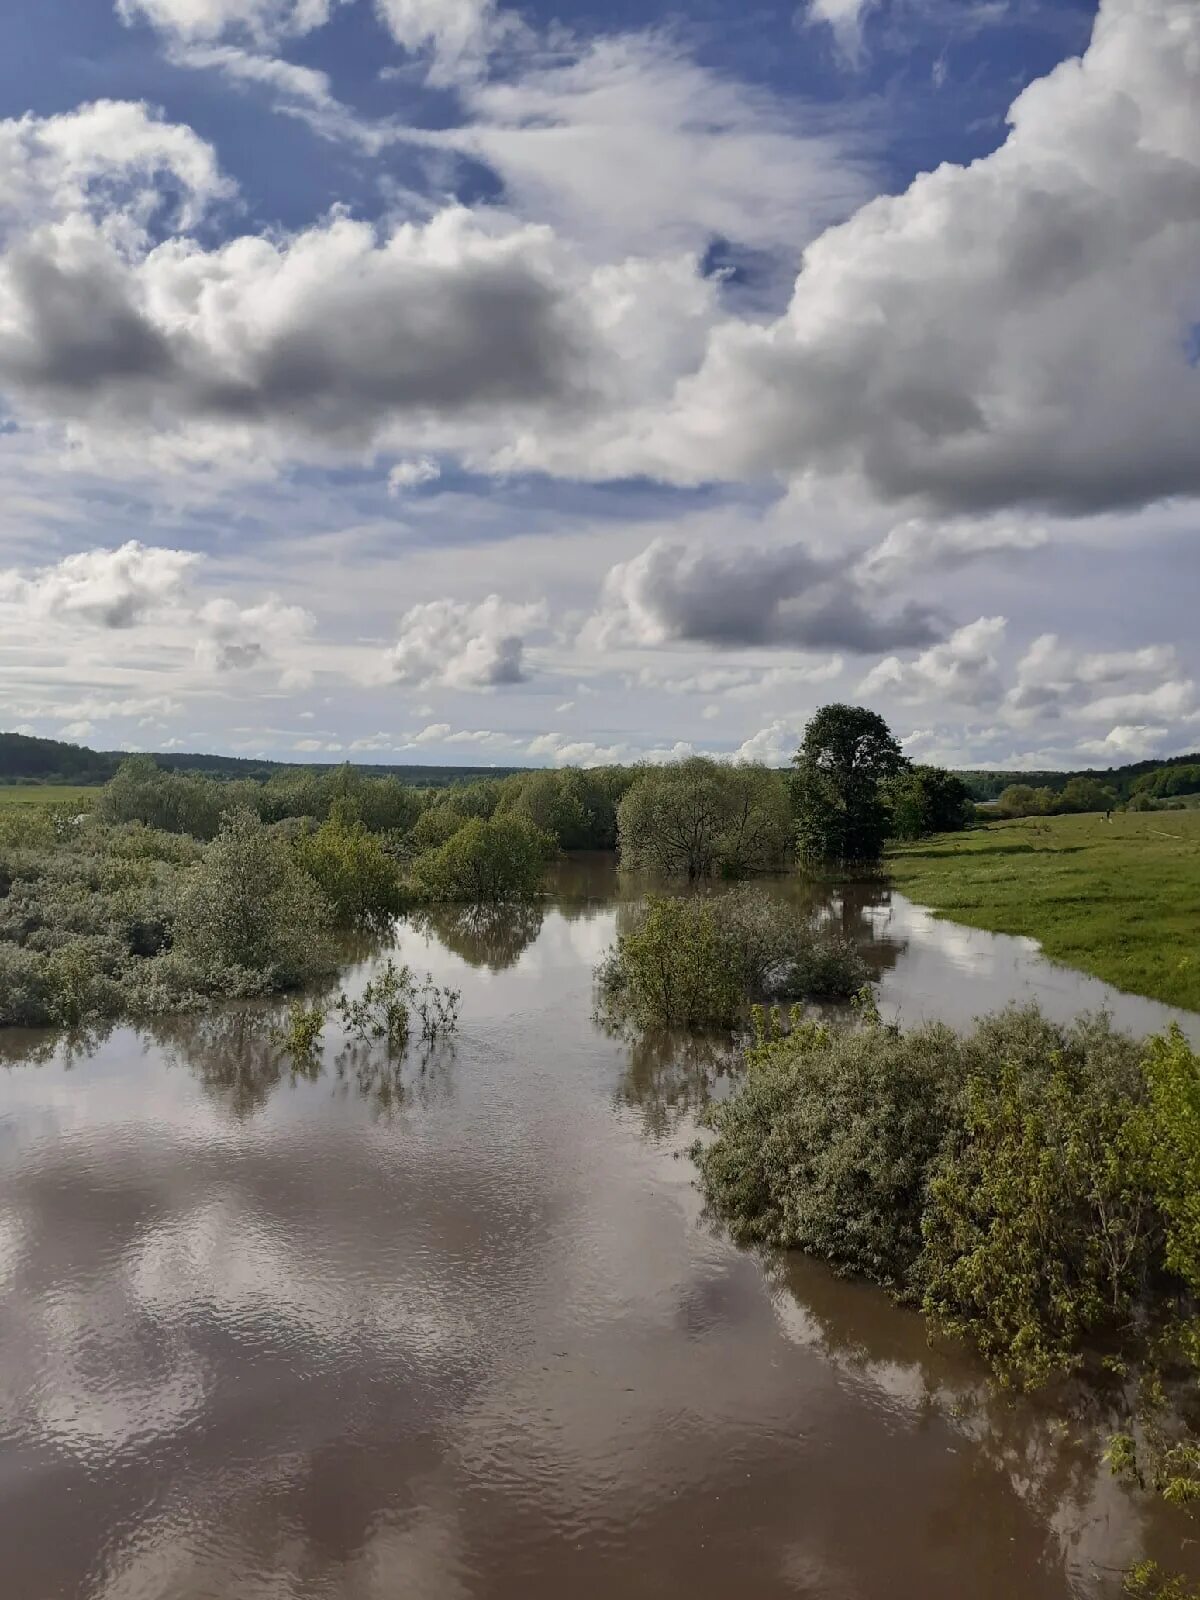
top-left (995, 776), bottom-right (1117, 818)
top-left (616, 759), bottom-right (792, 880)
top-left (596, 886), bottom-right (869, 1027)
top-left (697, 1007), bottom-right (1200, 1406)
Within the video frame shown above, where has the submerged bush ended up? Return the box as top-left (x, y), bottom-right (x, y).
top-left (174, 808), bottom-right (333, 988)
top-left (696, 1012), bottom-right (963, 1283)
top-left (294, 815), bottom-right (407, 927)
top-left (596, 886), bottom-right (870, 1027)
top-left (335, 959), bottom-right (461, 1051)
top-left (410, 815), bottom-right (555, 902)
top-left (697, 1004), bottom-right (1200, 1400)
top-left (918, 1012), bottom-right (1151, 1387)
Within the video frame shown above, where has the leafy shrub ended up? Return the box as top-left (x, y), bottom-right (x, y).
top-left (174, 808), bottom-right (333, 988)
top-left (0, 943), bottom-right (55, 1026)
top-left (335, 959), bottom-right (460, 1051)
top-left (696, 1012), bottom-right (963, 1283)
top-left (294, 815), bottom-right (407, 926)
top-left (918, 1012), bottom-right (1152, 1387)
top-left (410, 815), bottom-right (555, 902)
top-left (408, 806), bottom-right (470, 853)
top-left (271, 999), bottom-right (327, 1061)
top-left (617, 758), bottom-right (792, 880)
top-left (696, 1004), bottom-right (1200, 1400)
top-left (596, 886), bottom-right (870, 1027)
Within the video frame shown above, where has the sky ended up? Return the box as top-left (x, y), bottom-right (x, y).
top-left (0, 0), bottom-right (1195, 772)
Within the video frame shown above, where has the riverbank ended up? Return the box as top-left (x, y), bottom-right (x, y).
top-left (888, 812), bottom-right (1200, 1011)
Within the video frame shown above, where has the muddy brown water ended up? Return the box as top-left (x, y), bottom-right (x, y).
top-left (2, 858), bottom-right (1199, 1600)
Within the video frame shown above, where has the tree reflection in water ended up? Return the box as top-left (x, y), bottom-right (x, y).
top-left (147, 998), bottom-right (456, 1120)
top-left (331, 1036), bottom-right (455, 1119)
top-left (411, 900), bottom-right (545, 971)
top-left (611, 1026), bottom-right (738, 1140)
top-left (758, 1249), bottom-right (1187, 1586)
top-left (151, 1006), bottom-right (320, 1119)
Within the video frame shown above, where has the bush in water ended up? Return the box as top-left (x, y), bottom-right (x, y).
top-left (596, 885), bottom-right (870, 1028)
top-left (294, 814), bottom-right (408, 927)
top-left (695, 1008), bottom-right (963, 1284)
top-left (173, 807), bottom-right (334, 989)
top-left (410, 815), bottom-right (556, 903)
top-left (698, 1005), bottom-right (1200, 1404)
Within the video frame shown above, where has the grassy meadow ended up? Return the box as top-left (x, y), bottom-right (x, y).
top-left (0, 786), bottom-right (97, 807)
top-left (0, 790), bottom-right (96, 812)
top-left (888, 810), bottom-right (1200, 1012)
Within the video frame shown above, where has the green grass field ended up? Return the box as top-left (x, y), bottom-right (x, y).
top-left (0, 786), bottom-right (97, 807)
top-left (888, 811), bottom-right (1200, 1013)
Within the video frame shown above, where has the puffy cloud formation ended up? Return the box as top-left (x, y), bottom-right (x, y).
top-left (643, 0), bottom-right (1200, 514)
top-left (593, 537), bottom-right (942, 653)
top-left (0, 100), bottom-right (229, 233)
top-left (193, 595), bottom-right (314, 673)
top-left (0, 541), bottom-right (197, 627)
top-left (859, 616), bottom-right (1007, 706)
top-left (388, 457), bottom-right (441, 494)
top-left (857, 517), bottom-right (1048, 585)
top-left (382, 595), bottom-right (547, 689)
top-left (0, 542), bottom-right (313, 684)
top-left (1004, 634), bottom-right (1195, 726)
top-left (0, 207), bottom-right (595, 447)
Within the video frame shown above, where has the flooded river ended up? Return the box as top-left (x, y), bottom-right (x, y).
top-left (2, 859), bottom-right (1199, 1599)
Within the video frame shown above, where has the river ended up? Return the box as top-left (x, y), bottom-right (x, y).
top-left (1, 858), bottom-right (1198, 1599)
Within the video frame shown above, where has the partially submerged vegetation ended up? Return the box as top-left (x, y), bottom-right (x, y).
top-left (888, 811), bottom-right (1200, 1012)
top-left (695, 1003), bottom-right (1200, 1513)
top-left (596, 886), bottom-right (869, 1027)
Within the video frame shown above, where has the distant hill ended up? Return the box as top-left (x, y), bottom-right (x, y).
top-left (0, 732), bottom-right (528, 790)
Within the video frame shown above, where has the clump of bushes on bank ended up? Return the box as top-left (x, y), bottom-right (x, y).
top-left (596, 886), bottom-right (870, 1027)
top-left (696, 1006), bottom-right (1200, 1405)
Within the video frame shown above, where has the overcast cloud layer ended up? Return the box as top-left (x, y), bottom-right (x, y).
top-left (0, 0), bottom-right (1195, 771)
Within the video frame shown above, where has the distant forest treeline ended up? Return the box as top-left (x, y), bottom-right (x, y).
top-left (0, 731), bottom-right (526, 790)
top-left (2, 728), bottom-right (1198, 802)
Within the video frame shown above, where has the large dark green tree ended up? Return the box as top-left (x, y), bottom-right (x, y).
top-left (792, 704), bottom-right (906, 865)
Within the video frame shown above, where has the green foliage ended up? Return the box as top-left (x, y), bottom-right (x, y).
top-left (335, 959), bottom-right (461, 1050)
top-left (918, 1012), bottom-right (1152, 1387)
top-left (408, 806), bottom-right (470, 853)
top-left (175, 808), bottom-right (333, 988)
top-left (616, 759), bottom-right (791, 881)
top-left (98, 756), bottom-right (227, 839)
top-left (410, 815), bottom-right (555, 902)
top-left (882, 765), bottom-right (972, 840)
top-left (1134, 765), bottom-right (1200, 802)
top-left (1124, 1563), bottom-right (1200, 1599)
top-left (271, 999), bottom-right (327, 1061)
top-left (294, 815), bottom-right (407, 926)
top-left (697, 1010), bottom-right (962, 1283)
top-left (596, 886), bottom-right (870, 1027)
top-left (498, 766), bottom-right (636, 851)
top-left (792, 704), bottom-right (907, 865)
top-left (1140, 1027), bottom-right (1200, 1370)
top-left (1058, 775), bottom-right (1117, 814)
top-left (995, 782), bottom-right (1058, 818)
top-left (697, 1003), bottom-right (1200, 1415)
